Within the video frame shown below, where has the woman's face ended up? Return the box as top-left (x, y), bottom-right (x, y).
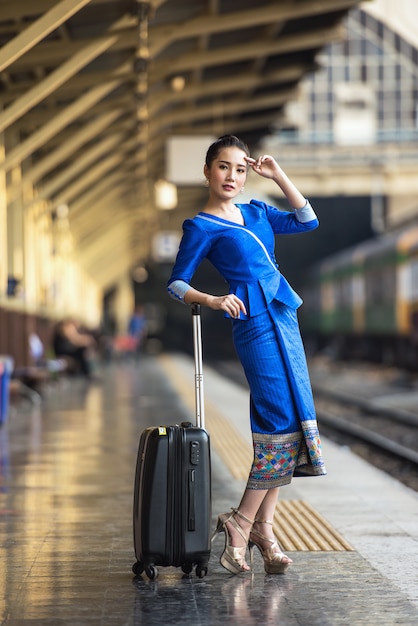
top-left (205, 146), bottom-right (248, 199)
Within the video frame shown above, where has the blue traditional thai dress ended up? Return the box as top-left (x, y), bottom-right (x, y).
top-left (167, 199), bottom-right (326, 489)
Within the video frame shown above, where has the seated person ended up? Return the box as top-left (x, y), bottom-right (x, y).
top-left (52, 318), bottom-right (96, 378)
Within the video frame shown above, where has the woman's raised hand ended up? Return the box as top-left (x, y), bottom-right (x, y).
top-left (244, 154), bottom-right (280, 179)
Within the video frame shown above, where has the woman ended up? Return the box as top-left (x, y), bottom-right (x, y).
top-left (167, 135), bottom-right (326, 575)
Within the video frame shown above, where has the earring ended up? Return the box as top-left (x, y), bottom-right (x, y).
top-left (204, 178), bottom-right (209, 186)
top-left (240, 187), bottom-right (245, 194)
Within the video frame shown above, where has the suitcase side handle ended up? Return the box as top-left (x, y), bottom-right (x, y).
top-left (191, 303), bottom-right (205, 429)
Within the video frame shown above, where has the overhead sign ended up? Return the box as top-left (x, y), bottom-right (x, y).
top-left (151, 231), bottom-right (181, 263)
top-left (166, 135), bottom-right (215, 185)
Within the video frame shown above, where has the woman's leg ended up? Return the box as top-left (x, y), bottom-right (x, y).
top-left (220, 488), bottom-right (268, 572)
top-left (225, 487), bottom-right (292, 568)
top-left (225, 488), bottom-right (269, 548)
top-left (229, 487), bottom-right (280, 547)
top-left (251, 488), bottom-right (293, 569)
top-left (254, 486), bottom-right (280, 524)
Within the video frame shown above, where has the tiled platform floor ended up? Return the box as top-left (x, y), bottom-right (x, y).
top-left (0, 356), bottom-right (417, 625)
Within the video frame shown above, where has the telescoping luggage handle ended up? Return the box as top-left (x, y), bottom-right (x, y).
top-left (191, 303), bottom-right (205, 429)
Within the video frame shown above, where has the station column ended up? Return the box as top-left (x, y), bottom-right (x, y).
top-left (0, 132), bottom-right (7, 299)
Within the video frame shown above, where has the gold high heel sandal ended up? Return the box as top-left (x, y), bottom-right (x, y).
top-left (211, 508), bottom-right (254, 574)
top-left (249, 519), bottom-right (292, 575)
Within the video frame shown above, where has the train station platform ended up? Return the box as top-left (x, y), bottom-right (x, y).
top-left (0, 353), bottom-right (417, 625)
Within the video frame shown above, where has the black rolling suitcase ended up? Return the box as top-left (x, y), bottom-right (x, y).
top-left (132, 304), bottom-right (211, 579)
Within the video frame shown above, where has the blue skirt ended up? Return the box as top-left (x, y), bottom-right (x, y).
top-left (232, 300), bottom-right (326, 489)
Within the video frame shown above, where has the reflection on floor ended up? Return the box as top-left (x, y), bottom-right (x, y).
top-left (1, 357), bottom-right (417, 625)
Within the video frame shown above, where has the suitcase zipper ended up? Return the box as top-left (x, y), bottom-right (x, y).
top-left (167, 427), bottom-right (176, 564)
top-left (175, 427), bottom-right (186, 565)
top-left (167, 426), bottom-right (183, 566)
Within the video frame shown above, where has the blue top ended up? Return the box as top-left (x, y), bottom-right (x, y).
top-left (167, 199), bottom-right (319, 319)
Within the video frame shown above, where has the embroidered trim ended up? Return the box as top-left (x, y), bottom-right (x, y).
top-left (300, 419), bottom-right (326, 471)
top-left (293, 200), bottom-right (316, 224)
top-left (167, 279), bottom-right (191, 303)
top-left (247, 431), bottom-right (303, 489)
top-left (246, 427), bottom-right (326, 489)
top-left (196, 214), bottom-right (278, 272)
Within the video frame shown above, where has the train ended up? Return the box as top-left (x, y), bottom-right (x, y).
top-left (299, 222), bottom-right (418, 370)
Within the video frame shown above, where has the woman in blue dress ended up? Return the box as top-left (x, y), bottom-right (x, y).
top-left (168, 135), bottom-right (326, 575)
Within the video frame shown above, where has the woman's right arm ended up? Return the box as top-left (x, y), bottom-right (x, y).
top-left (167, 220), bottom-right (246, 318)
top-left (183, 286), bottom-right (246, 318)
top-left (169, 277), bottom-right (246, 318)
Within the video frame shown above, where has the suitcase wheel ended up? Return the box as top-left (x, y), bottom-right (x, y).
top-left (145, 564), bottom-right (159, 580)
top-left (132, 561), bottom-right (145, 577)
top-left (181, 563), bottom-right (193, 576)
top-left (195, 564), bottom-right (208, 579)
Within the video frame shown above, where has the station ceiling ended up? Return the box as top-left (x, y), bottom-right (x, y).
top-left (0, 0), bottom-right (360, 289)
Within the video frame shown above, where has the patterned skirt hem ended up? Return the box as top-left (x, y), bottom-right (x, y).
top-left (246, 427), bottom-right (326, 490)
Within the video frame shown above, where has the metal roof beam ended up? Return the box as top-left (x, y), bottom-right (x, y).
top-left (25, 132), bottom-right (130, 210)
top-left (69, 172), bottom-right (131, 224)
top-left (77, 214), bottom-right (132, 264)
top-left (0, 35), bottom-right (117, 132)
top-left (77, 204), bottom-right (131, 249)
top-left (0, 0), bottom-right (130, 21)
top-left (0, 61), bottom-right (133, 105)
top-left (9, 30), bottom-right (137, 70)
top-left (149, 0), bottom-right (357, 57)
top-left (87, 252), bottom-right (135, 289)
top-left (70, 181), bottom-right (130, 236)
top-left (0, 0), bottom-right (93, 72)
top-left (7, 110), bottom-right (125, 203)
top-left (150, 88), bottom-right (298, 130)
top-left (3, 79), bottom-right (123, 172)
top-left (45, 143), bottom-right (136, 214)
top-left (11, 93), bottom-right (134, 131)
top-left (149, 63), bottom-right (309, 117)
top-left (3, 0), bottom-right (350, 70)
top-left (151, 24), bottom-right (342, 81)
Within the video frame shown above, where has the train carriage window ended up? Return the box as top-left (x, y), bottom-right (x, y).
top-left (352, 275), bottom-right (365, 306)
top-left (410, 259), bottom-right (418, 300)
top-left (322, 282), bottom-right (335, 312)
top-left (364, 264), bottom-right (396, 303)
top-left (303, 284), bottom-right (321, 313)
top-left (334, 278), bottom-right (352, 307)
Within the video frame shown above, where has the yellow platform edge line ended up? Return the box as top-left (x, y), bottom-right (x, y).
top-left (157, 354), bottom-right (354, 553)
top-left (158, 354), bottom-right (252, 480)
